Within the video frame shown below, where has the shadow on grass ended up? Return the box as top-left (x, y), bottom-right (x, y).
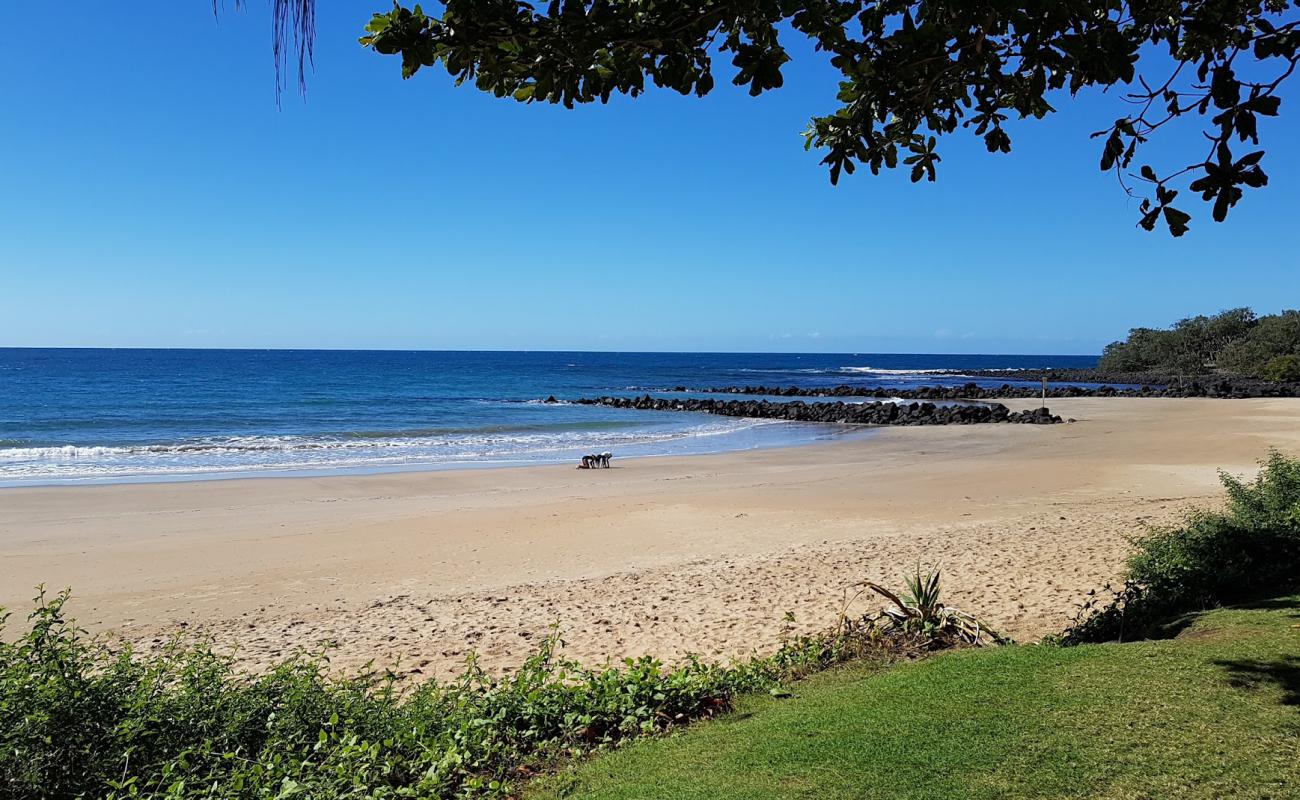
top-left (1130, 596), bottom-right (1300, 642)
top-left (1216, 656), bottom-right (1300, 706)
top-left (1150, 613), bottom-right (1200, 639)
top-left (1227, 596), bottom-right (1300, 614)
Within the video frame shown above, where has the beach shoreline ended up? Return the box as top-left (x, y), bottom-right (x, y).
top-left (4, 397), bottom-right (1300, 678)
top-left (2, 349), bottom-right (1101, 488)
top-left (0, 421), bottom-right (873, 489)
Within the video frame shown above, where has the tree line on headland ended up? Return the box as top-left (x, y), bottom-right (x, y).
top-left (1098, 308), bottom-right (1300, 380)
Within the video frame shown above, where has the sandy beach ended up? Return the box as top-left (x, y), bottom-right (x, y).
top-left (3, 397), bottom-right (1299, 679)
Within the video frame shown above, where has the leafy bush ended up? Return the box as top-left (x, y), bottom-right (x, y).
top-left (1063, 451), bottom-right (1300, 643)
top-left (0, 585), bottom-right (925, 799)
top-left (1261, 354), bottom-right (1300, 383)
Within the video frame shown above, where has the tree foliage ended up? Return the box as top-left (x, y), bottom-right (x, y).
top-left (256, 0), bottom-right (1300, 236)
top-left (1098, 307), bottom-right (1300, 376)
top-left (1261, 353), bottom-right (1300, 381)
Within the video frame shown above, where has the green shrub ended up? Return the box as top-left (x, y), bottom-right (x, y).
top-left (0, 586), bottom-right (908, 799)
top-left (1063, 452), bottom-right (1300, 643)
top-left (1260, 354), bottom-right (1300, 382)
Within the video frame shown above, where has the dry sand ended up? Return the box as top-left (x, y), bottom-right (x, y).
top-left (3, 397), bottom-right (1299, 679)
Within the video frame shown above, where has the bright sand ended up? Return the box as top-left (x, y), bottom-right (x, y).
top-left (3, 398), bottom-right (1299, 678)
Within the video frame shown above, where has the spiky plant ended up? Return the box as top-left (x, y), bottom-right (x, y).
top-left (846, 566), bottom-right (1006, 647)
top-left (903, 562), bottom-right (944, 624)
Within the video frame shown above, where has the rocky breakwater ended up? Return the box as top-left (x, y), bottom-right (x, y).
top-left (665, 379), bottom-right (1300, 399)
top-left (670, 383), bottom-right (1100, 400)
top-left (571, 395), bottom-right (1062, 426)
top-left (932, 371), bottom-right (1300, 398)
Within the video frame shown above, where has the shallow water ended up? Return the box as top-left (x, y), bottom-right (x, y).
top-left (0, 349), bottom-right (1096, 484)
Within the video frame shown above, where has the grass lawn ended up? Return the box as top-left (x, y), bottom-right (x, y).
top-left (529, 598), bottom-right (1300, 800)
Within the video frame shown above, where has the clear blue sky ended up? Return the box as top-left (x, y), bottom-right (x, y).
top-left (2, 3), bottom-right (1297, 354)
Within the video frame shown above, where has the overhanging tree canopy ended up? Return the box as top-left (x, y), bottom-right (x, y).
top-left (256, 1), bottom-right (1299, 236)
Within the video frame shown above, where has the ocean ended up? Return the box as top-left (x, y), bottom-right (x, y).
top-left (0, 349), bottom-right (1098, 485)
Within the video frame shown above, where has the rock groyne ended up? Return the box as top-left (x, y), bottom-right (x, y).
top-left (571, 395), bottom-right (1063, 425)
top-left (660, 379), bottom-right (1300, 400)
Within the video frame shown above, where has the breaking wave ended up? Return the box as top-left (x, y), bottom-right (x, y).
top-left (0, 416), bottom-right (855, 484)
top-left (837, 366), bottom-right (965, 376)
top-left (729, 366), bottom-right (966, 377)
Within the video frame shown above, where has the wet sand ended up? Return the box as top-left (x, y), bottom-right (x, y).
top-left (3, 397), bottom-right (1299, 678)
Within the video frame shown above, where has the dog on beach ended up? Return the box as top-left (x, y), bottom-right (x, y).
top-left (577, 453), bottom-right (613, 469)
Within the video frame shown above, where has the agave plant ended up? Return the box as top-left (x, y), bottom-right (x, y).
top-left (844, 565), bottom-right (1006, 647)
top-left (902, 563), bottom-right (944, 625)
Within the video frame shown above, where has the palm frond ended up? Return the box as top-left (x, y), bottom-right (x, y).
top-left (216, 0), bottom-right (316, 98)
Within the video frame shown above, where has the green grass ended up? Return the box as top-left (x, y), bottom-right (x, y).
top-left (530, 599), bottom-right (1300, 800)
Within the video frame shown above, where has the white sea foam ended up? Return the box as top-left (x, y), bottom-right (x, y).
top-left (838, 367), bottom-right (963, 375)
top-left (0, 445), bottom-right (128, 460)
top-left (732, 366), bottom-right (967, 377)
top-left (733, 368), bottom-right (831, 374)
top-left (469, 398), bottom-right (573, 406)
top-left (0, 416), bottom-right (853, 485)
top-left (2, 423), bottom-right (773, 459)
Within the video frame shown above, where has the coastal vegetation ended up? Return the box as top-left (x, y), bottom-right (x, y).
top-left (251, 1), bottom-right (1300, 235)
top-left (0, 578), bottom-right (975, 799)
top-left (1064, 450), bottom-right (1300, 643)
top-left (1098, 308), bottom-right (1300, 377)
top-left (5, 453), bottom-right (1298, 798)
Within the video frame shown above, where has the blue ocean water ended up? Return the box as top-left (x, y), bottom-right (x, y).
top-left (0, 350), bottom-right (1097, 485)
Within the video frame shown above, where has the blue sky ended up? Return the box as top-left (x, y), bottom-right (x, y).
top-left (2, 3), bottom-right (1297, 354)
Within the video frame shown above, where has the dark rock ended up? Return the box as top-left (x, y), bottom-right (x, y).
top-left (571, 396), bottom-right (1063, 427)
top-left (644, 375), bottom-right (1300, 400)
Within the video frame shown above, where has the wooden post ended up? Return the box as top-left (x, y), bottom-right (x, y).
top-left (1041, 368), bottom-right (1048, 408)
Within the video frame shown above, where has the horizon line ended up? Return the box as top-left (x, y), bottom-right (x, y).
top-left (0, 345), bottom-right (1104, 358)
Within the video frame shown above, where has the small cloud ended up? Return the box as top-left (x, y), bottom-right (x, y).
top-left (807, 331), bottom-right (821, 339)
top-left (933, 328), bottom-right (953, 339)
